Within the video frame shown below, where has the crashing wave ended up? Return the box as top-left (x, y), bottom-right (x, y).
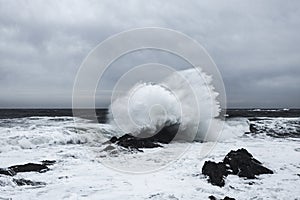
top-left (108, 68), bottom-right (221, 142)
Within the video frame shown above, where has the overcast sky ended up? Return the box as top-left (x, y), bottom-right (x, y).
top-left (0, 0), bottom-right (299, 108)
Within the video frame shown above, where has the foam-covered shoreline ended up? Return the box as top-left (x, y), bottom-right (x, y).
top-left (0, 112), bottom-right (299, 199)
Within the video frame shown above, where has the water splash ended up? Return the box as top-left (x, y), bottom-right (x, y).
top-left (108, 68), bottom-right (220, 141)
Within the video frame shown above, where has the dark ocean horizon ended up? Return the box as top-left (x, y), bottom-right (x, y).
top-left (0, 108), bottom-right (299, 120)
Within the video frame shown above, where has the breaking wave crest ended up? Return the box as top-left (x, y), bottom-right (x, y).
top-left (108, 68), bottom-right (221, 141)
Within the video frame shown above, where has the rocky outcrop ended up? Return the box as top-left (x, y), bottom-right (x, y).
top-left (0, 161), bottom-right (55, 176)
top-left (202, 148), bottom-right (273, 187)
top-left (223, 148), bottom-right (273, 178)
top-left (143, 123), bottom-right (180, 144)
top-left (0, 161), bottom-right (55, 187)
top-left (108, 123), bottom-right (180, 150)
top-left (110, 134), bottom-right (162, 151)
top-left (202, 161), bottom-right (228, 187)
top-left (8, 163), bottom-right (49, 174)
top-left (0, 168), bottom-right (15, 176)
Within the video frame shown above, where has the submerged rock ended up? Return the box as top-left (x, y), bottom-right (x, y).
top-left (202, 148), bottom-right (273, 187)
top-left (102, 145), bottom-right (116, 152)
top-left (41, 160), bottom-right (56, 165)
top-left (13, 178), bottom-right (46, 186)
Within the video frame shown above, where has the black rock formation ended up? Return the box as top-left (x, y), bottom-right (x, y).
top-left (0, 161), bottom-right (55, 176)
top-left (0, 168), bottom-right (16, 176)
top-left (223, 197), bottom-right (235, 200)
top-left (202, 161), bottom-right (228, 187)
top-left (208, 196), bottom-right (217, 200)
top-left (0, 161), bottom-right (55, 187)
top-left (223, 148), bottom-right (273, 179)
top-left (109, 123), bottom-right (180, 150)
top-left (111, 134), bottom-right (163, 150)
top-left (209, 195), bottom-right (235, 200)
top-left (8, 163), bottom-right (49, 174)
top-left (144, 123), bottom-right (180, 144)
top-left (202, 148), bottom-right (273, 187)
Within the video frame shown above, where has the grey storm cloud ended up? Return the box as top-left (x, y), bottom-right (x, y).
top-left (0, 0), bottom-right (299, 108)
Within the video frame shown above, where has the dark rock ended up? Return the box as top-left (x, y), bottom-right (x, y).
top-left (13, 178), bottom-right (46, 186)
top-left (209, 195), bottom-right (217, 200)
top-left (208, 196), bottom-right (235, 200)
top-left (0, 168), bottom-right (16, 176)
top-left (109, 123), bottom-right (179, 150)
top-left (41, 160), bottom-right (56, 165)
top-left (248, 181), bottom-right (255, 185)
top-left (110, 136), bottom-right (118, 143)
top-left (249, 123), bottom-right (258, 133)
top-left (223, 148), bottom-right (273, 179)
top-left (202, 161), bottom-right (228, 187)
top-left (144, 123), bottom-right (180, 144)
top-left (202, 148), bottom-right (273, 187)
top-left (9, 163), bottom-right (49, 173)
top-left (223, 197), bottom-right (235, 200)
top-left (0, 162), bottom-right (53, 176)
top-left (116, 134), bottom-right (163, 150)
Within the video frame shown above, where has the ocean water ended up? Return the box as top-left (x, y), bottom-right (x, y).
top-left (0, 109), bottom-right (299, 199)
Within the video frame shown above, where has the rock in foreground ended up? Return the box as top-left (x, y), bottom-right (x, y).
top-left (223, 148), bottom-right (273, 178)
top-left (0, 161), bottom-right (55, 176)
top-left (202, 148), bottom-right (273, 187)
top-left (0, 161), bottom-right (55, 187)
top-left (9, 163), bottom-right (49, 174)
top-left (202, 161), bottom-right (228, 187)
top-left (209, 195), bottom-right (235, 200)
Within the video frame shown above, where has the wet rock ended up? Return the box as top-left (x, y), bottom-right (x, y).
top-left (0, 168), bottom-right (16, 176)
top-left (0, 162), bottom-right (54, 187)
top-left (144, 123), bottom-right (180, 144)
top-left (13, 178), bottom-right (46, 186)
top-left (202, 148), bottom-right (273, 187)
top-left (0, 161), bottom-right (54, 176)
top-left (41, 160), bottom-right (56, 165)
top-left (223, 148), bottom-right (273, 179)
top-left (202, 161), bottom-right (228, 187)
top-left (209, 196), bottom-right (235, 200)
top-left (109, 123), bottom-right (179, 150)
top-left (101, 145), bottom-right (116, 152)
top-left (209, 196), bottom-right (217, 200)
top-left (114, 134), bottom-right (163, 150)
top-left (249, 123), bottom-right (258, 133)
top-left (223, 197), bottom-right (235, 200)
top-left (9, 163), bottom-right (49, 173)
top-left (109, 136), bottom-right (118, 143)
